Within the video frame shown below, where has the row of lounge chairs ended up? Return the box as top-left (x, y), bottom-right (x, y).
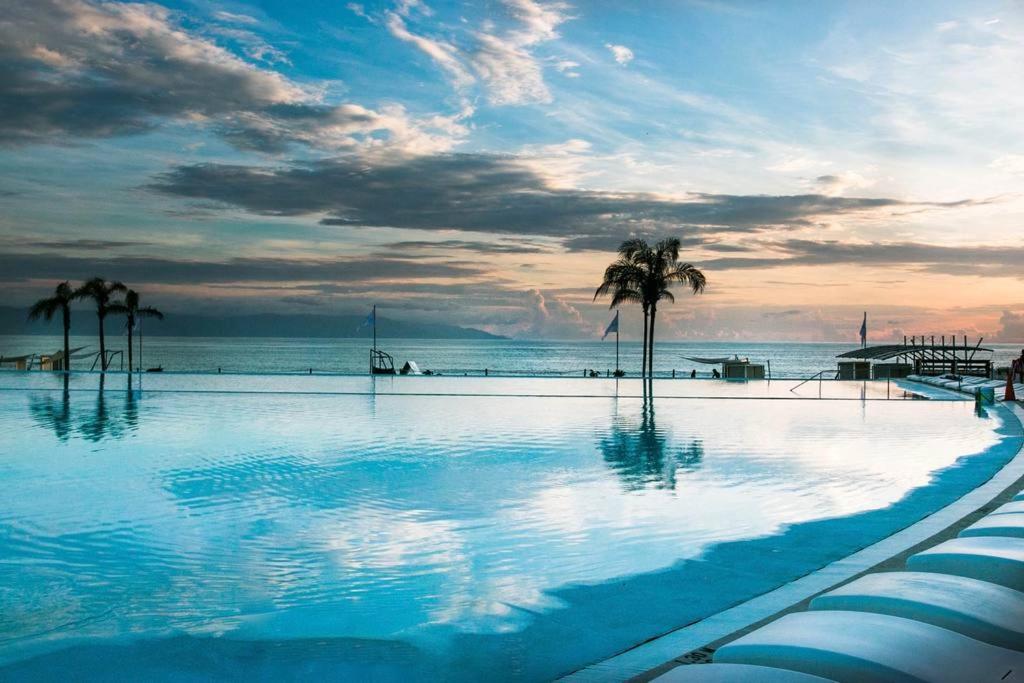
top-left (654, 490), bottom-right (1024, 682)
top-left (906, 373), bottom-right (1022, 399)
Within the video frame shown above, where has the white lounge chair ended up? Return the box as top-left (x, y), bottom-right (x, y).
top-left (714, 610), bottom-right (1023, 682)
top-left (808, 571), bottom-right (1024, 651)
top-left (907, 536), bottom-right (1024, 591)
top-left (959, 513), bottom-right (1024, 539)
top-left (991, 501), bottom-right (1024, 516)
top-left (652, 663), bottom-right (834, 682)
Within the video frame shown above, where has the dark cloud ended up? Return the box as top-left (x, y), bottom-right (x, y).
top-left (0, 252), bottom-right (484, 285)
top-left (0, 237), bottom-right (153, 251)
top-left (149, 153), bottom-right (974, 248)
top-left (379, 239), bottom-right (550, 255)
top-left (0, 0), bottom-right (448, 151)
top-left (703, 239), bottom-right (1024, 273)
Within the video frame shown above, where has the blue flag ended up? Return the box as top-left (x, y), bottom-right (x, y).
top-left (357, 308), bottom-right (375, 331)
top-left (602, 311), bottom-right (619, 340)
top-left (859, 312), bottom-right (867, 345)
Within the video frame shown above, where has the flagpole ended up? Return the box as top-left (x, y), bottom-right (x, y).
top-left (373, 304), bottom-right (377, 354)
top-left (615, 312), bottom-right (620, 374)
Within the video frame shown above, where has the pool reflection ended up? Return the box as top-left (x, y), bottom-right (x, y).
top-left (600, 395), bottom-right (703, 490)
top-left (28, 374), bottom-right (141, 443)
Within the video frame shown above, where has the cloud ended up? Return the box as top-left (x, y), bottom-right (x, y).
top-left (0, 0), bottom-right (464, 153)
top-left (212, 11), bottom-right (260, 25)
top-left (381, 239), bottom-right (551, 254)
top-left (702, 239), bottom-right (1024, 274)
top-left (605, 44), bottom-right (634, 66)
top-left (813, 172), bottom-right (875, 196)
top-left (0, 252), bottom-right (485, 285)
top-left (553, 59), bottom-right (580, 77)
top-left (380, 0), bottom-right (571, 106)
top-left (148, 152), bottom-right (974, 250)
top-left (996, 310), bottom-right (1024, 342)
top-left (385, 11), bottom-right (476, 90)
top-left (990, 154), bottom-right (1024, 175)
top-left (0, 237), bottom-right (154, 251)
top-left (518, 288), bottom-right (595, 338)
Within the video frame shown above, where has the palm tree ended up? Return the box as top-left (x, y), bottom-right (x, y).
top-left (594, 241), bottom-right (647, 377)
top-left (641, 238), bottom-right (706, 378)
top-left (74, 277), bottom-right (127, 371)
top-left (27, 282), bottom-right (75, 371)
top-left (596, 238), bottom-right (707, 380)
top-left (109, 289), bottom-right (164, 373)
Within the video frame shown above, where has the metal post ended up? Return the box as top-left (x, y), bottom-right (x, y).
top-left (615, 325), bottom-right (619, 374)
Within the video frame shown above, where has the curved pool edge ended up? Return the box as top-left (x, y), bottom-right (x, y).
top-left (562, 402), bottom-right (1024, 682)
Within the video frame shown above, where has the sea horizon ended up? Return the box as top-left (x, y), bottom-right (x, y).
top-left (3, 334), bottom-right (1022, 379)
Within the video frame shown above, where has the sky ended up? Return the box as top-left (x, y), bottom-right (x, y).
top-left (0, 0), bottom-right (1022, 341)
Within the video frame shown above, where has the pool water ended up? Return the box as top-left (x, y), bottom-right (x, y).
top-left (0, 374), bottom-right (1019, 681)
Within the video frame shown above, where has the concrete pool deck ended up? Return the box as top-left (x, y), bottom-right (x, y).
top-left (563, 401), bottom-right (1024, 682)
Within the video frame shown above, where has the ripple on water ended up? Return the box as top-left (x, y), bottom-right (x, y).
top-left (0, 387), bottom-right (1016, 680)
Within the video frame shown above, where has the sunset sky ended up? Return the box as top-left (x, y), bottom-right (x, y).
top-left (1, 0), bottom-right (1022, 341)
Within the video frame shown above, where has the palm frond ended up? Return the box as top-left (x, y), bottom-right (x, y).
top-left (138, 306), bottom-right (164, 320)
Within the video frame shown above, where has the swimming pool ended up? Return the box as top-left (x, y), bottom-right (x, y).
top-left (0, 373), bottom-right (1019, 680)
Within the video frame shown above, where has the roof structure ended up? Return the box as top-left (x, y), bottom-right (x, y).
top-left (836, 344), bottom-right (993, 361)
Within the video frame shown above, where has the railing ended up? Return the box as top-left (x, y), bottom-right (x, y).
top-left (790, 369), bottom-right (833, 393)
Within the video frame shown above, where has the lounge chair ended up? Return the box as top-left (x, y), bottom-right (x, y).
top-left (959, 513), bottom-right (1024, 540)
top-left (907, 536), bottom-right (1024, 591)
top-left (652, 663), bottom-right (834, 682)
top-left (714, 610), bottom-right (1023, 682)
top-left (991, 501), bottom-right (1024, 516)
top-left (808, 571), bottom-right (1024, 651)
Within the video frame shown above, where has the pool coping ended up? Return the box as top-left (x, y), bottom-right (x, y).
top-left (561, 401), bottom-right (1024, 682)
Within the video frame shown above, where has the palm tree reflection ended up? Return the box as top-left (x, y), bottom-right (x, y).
top-left (29, 374), bottom-right (141, 442)
top-left (600, 394), bottom-right (703, 490)
top-left (28, 374), bottom-right (73, 442)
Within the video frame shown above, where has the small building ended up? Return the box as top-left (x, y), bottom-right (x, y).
top-left (837, 360), bottom-right (871, 380)
top-left (683, 355), bottom-right (769, 380)
top-left (722, 359), bottom-right (766, 379)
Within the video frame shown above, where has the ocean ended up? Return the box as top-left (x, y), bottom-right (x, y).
top-left (2, 335), bottom-right (1021, 379)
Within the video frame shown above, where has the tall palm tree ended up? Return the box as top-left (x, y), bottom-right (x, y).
top-left (594, 243), bottom-right (647, 377)
top-left (109, 289), bottom-right (164, 373)
top-left (28, 282), bottom-right (75, 371)
top-left (74, 277), bottom-right (127, 371)
top-left (641, 238), bottom-right (706, 378)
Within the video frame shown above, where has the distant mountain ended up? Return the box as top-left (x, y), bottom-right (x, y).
top-left (0, 307), bottom-right (505, 340)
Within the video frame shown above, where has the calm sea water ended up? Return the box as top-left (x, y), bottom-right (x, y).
top-left (0, 373), bottom-right (1020, 680)
top-left (3, 335), bottom-right (1021, 378)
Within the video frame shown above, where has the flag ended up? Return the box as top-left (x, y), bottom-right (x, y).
top-left (859, 312), bottom-right (867, 346)
top-left (357, 307), bottom-right (375, 332)
top-left (602, 311), bottom-right (619, 340)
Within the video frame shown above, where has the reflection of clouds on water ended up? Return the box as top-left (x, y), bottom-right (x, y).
top-left (2, 388), bottom-right (1012, 675)
top-left (600, 396), bottom-right (703, 490)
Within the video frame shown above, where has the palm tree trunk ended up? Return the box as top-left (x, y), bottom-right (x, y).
top-left (127, 321), bottom-right (134, 374)
top-left (641, 307), bottom-right (649, 379)
top-left (648, 305), bottom-right (657, 381)
top-left (63, 307), bottom-right (71, 373)
top-left (98, 312), bottom-right (106, 371)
